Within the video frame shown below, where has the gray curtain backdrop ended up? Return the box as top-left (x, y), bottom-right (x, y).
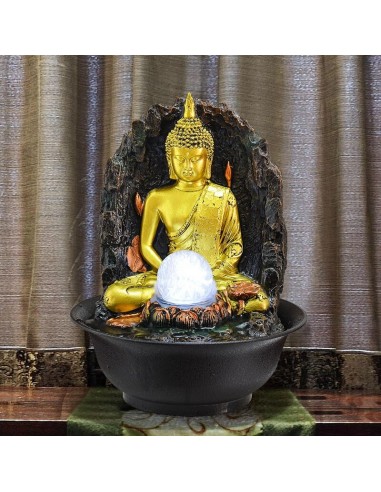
top-left (0, 55), bottom-right (380, 351)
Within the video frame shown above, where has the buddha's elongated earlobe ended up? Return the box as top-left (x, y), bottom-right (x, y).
top-left (168, 160), bottom-right (176, 180)
top-left (205, 158), bottom-right (212, 179)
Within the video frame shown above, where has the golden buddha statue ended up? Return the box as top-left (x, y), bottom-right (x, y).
top-left (103, 93), bottom-right (269, 316)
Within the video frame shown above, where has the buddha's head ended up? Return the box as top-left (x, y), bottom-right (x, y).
top-left (165, 93), bottom-right (214, 181)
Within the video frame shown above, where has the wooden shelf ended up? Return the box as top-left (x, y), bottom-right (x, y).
top-left (0, 387), bottom-right (380, 435)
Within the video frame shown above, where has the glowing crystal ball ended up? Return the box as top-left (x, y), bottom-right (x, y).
top-left (154, 250), bottom-right (217, 309)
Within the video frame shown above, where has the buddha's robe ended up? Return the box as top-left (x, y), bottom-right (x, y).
top-left (104, 183), bottom-right (268, 313)
top-left (167, 182), bottom-right (251, 290)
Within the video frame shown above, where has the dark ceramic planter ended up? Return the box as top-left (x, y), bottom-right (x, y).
top-left (71, 298), bottom-right (306, 416)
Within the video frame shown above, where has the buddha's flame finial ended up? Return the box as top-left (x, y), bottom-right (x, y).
top-left (184, 92), bottom-right (195, 119)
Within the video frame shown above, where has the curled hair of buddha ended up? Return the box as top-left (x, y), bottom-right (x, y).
top-left (165, 93), bottom-right (214, 178)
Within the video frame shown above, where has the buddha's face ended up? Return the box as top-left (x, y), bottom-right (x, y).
top-left (170, 147), bottom-right (209, 182)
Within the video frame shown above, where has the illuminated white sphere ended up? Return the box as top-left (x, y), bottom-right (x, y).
top-left (154, 250), bottom-right (217, 309)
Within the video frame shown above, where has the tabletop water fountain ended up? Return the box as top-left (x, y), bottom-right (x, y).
top-left (71, 93), bottom-right (306, 416)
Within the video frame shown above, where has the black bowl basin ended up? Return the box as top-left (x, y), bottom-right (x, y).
top-left (71, 298), bottom-right (306, 416)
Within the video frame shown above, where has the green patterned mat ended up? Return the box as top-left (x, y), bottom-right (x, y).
top-left (67, 388), bottom-right (315, 436)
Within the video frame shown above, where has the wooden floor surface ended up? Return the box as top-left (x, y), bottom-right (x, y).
top-left (0, 387), bottom-right (380, 435)
top-left (294, 390), bottom-right (381, 435)
top-left (0, 387), bottom-right (88, 435)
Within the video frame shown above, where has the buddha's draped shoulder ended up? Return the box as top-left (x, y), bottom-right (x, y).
top-left (167, 182), bottom-right (243, 271)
